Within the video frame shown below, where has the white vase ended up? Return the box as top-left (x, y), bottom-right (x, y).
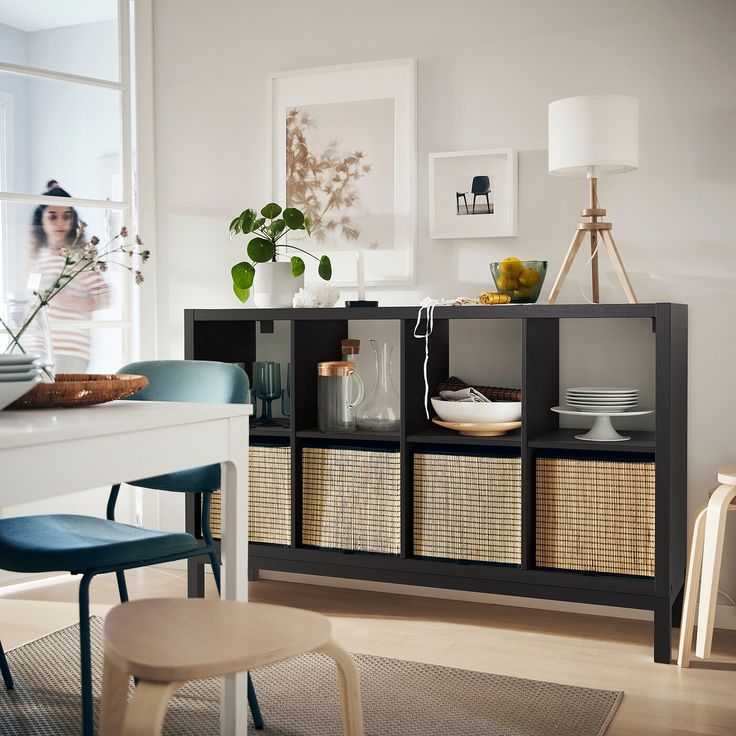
top-left (252, 261), bottom-right (303, 309)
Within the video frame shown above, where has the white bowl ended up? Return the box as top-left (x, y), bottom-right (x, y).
top-left (431, 397), bottom-right (522, 424)
top-left (0, 374), bottom-right (41, 410)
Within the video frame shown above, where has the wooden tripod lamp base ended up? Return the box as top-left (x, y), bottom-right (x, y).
top-left (547, 177), bottom-right (638, 304)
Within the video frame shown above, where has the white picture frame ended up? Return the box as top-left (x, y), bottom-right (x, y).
top-left (268, 58), bottom-right (417, 286)
top-left (429, 148), bottom-right (518, 239)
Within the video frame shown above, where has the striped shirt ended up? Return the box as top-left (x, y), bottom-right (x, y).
top-left (33, 247), bottom-right (111, 362)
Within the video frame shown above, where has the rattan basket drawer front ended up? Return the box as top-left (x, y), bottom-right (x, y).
top-left (536, 457), bottom-right (655, 577)
top-left (302, 447), bottom-right (401, 555)
top-left (413, 453), bottom-right (522, 564)
top-left (211, 445), bottom-right (291, 545)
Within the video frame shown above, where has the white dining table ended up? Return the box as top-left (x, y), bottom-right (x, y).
top-left (0, 400), bottom-right (251, 736)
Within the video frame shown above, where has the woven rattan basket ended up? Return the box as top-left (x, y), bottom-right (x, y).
top-left (211, 444), bottom-right (291, 545)
top-left (8, 373), bottom-right (147, 409)
top-left (536, 456), bottom-right (655, 577)
top-left (302, 446), bottom-right (401, 554)
top-left (414, 452), bottom-right (521, 564)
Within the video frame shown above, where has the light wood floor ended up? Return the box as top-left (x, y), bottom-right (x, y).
top-left (1, 567), bottom-right (735, 735)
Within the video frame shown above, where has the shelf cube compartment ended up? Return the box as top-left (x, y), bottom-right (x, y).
top-left (413, 451), bottom-right (522, 564)
top-left (302, 446), bottom-right (401, 554)
top-left (211, 444), bottom-right (292, 545)
top-left (535, 455), bottom-right (655, 577)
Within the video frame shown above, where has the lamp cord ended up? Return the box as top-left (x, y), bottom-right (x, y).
top-left (414, 299), bottom-right (438, 420)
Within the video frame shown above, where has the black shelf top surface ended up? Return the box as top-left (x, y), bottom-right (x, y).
top-left (407, 427), bottom-right (522, 447)
top-left (189, 303), bottom-right (685, 322)
top-left (529, 429), bottom-right (656, 453)
top-left (297, 427), bottom-right (400, 443)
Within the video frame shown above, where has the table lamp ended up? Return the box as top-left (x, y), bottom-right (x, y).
top-left (547, 94), bottom-right (639, 304)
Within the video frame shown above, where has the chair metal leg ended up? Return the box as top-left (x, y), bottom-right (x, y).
top-left (248, 673), bottom-right (264, 730)
top-left (115, 571), bottom-right (129, 604)
top-left (0, 640), bottom-right (14, 690)
top-left (79, 573), bottom-right (95, 736)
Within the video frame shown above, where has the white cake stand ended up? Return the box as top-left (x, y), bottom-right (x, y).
top-left (551, 405), bottom-right (654, 442)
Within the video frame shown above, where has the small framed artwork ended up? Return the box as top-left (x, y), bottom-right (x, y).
top-left (268, 58), bottom-right (417, 285)
top-left (429, 148), bottom-right (518, 239)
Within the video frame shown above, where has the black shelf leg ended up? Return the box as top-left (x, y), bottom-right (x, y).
top-left (654, 597), bottom-right (673, 664)
top-left (188, 558), bottom-right (205, 598)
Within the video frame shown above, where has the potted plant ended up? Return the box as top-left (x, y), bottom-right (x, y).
top-left (228, 203), bottom-right (332, 308)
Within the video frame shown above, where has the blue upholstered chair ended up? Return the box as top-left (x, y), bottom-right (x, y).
top-left (0, 360), bottom-right (263, 735)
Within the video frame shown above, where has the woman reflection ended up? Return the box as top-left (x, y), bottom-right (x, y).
top-left (31, 181), bottom-right (110, 374)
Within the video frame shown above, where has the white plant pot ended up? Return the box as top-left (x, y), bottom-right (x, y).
top-left (253, 261), bottom-right (303, 309)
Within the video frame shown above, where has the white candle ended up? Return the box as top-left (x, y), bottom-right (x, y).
top-left (356, 251), bottom-right (366, 301)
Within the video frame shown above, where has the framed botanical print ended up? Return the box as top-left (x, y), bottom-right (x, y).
top-left (429, 148), bottom-right (518, 239)
top-left (268, 58), bottom-right (416, 285)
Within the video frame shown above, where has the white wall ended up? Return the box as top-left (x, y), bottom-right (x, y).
top-left (150, 0), bottom-right (736, 611)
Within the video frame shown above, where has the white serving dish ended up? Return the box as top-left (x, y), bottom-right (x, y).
top-left (551, 405), bottom-right (653, 442)
top-left (566, 387), bottom-right (638, 394)
top-left (0, 354), bottom-right (41, 366)
top-left (0, 374), bottom-right (42, 410)
top-left (0, 369), bottom-right (43, 382)
top-left (431, 397), bottom-right (522, 424)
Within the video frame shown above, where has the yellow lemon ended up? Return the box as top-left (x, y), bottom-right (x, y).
top-left (499, 257), bottom-right (523, 277)
top-left (514, 286), bottom-right (536, 299)
top-left (518, 268), bottom-right (540, 287)
top-left (497, 275), bottom-right (519, 291)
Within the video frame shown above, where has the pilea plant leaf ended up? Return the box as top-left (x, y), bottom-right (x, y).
top-left (260, 203), bottom-right (282, 219)
top-left (252, 217), bottom-right (266, 232)
top-left (238, 208), bottom-right (257, 233)
top-left (318, 255), bottom-right (332, 281)
top-left (267, 219), bottom-right (286, 239)
top-left (290, 256), bottom-right (305, 277)
top-left (247, 237), bottom-right (275, 263)
top-left (231, 261), bottom-right (255, 289)
top-left (283, 208), bottom-right (305, 230)
top-left (232, 283), bottom-right (250, 302)
top-left (228, 217), bottom-right (241, 239)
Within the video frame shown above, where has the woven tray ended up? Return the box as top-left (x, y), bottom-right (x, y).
top-left (211, 444), bottom-right (291, 545)
top-left (536, 456), bottom-right (655, 577)
top-left (437, 376), bottom-right (522, 402)
top-left (8, 373), bottom-right (148, 409)
top-left (414, 452), bottom-right (522, 564)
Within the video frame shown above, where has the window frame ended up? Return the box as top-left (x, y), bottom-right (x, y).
top-left (0, 0), bottom-right (157, 366)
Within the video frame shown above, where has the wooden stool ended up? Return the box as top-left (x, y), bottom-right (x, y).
top-left (100, 599), bottom-right (364, 736)
top-left (677, 465), bottom-right (736, 667)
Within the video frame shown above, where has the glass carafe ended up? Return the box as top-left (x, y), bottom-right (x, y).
top-left (317, 361), bottom-right (365, 433)
top-left (356, 340), bottom-right (400, 432)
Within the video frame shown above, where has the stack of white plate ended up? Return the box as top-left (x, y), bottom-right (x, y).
top-left (565, 387), bottom-right (638, 413)
top-left (0, 354), bottom-right (43, 410)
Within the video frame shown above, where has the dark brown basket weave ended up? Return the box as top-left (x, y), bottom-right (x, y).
top-left (302, 446), bottom-right (401, 554)
top-left (436, 376), bottom-right (522, 402)
top-left (211, 445), bottom-right (291, 545)
top-left (536, 456), bottom-right (655, 577)
top-left (414, 453), bottom-right (522, 564)
top-left (8, 373), bottom-right (148, 409)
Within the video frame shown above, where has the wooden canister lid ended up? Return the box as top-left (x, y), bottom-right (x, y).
top-left (318, 361), bottom-right (356, 376)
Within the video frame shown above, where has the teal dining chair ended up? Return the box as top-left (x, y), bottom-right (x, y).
top-left (0, 360), bottom-right (263, 736)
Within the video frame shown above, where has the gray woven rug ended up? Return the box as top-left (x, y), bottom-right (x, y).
top-left (1, 618), bottom-right (622, 735)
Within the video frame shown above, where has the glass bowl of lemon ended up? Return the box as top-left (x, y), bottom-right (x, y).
top-left (490, 258), bottom-right (548, 304)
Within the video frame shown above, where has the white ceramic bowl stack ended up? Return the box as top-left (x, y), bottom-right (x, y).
top-left (565, 387), bottom-right (638, 413)
top-left (0, 354), bottom-right (43, 410)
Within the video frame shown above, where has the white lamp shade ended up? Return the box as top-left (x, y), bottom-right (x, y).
top-left (548, 95), bottom-right (638, 176)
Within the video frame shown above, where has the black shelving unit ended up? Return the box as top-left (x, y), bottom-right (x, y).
top-left (184, 302), bottom-right (687, 663)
